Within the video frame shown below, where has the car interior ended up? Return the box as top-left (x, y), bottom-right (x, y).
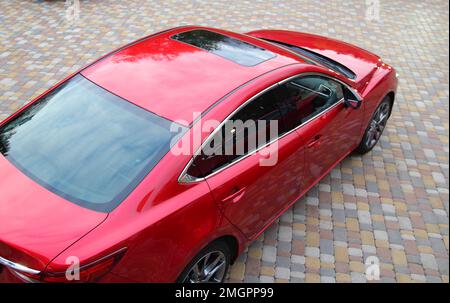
top-left (276, 78), bottom-right (339, 129)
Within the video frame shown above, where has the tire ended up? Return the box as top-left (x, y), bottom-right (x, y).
top-left (177, 240), bottom-right (231, 283)
top-left (354, 96), bottom-right (392, 154)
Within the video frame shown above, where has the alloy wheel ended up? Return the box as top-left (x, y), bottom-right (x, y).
top-left (182, 251), bottom-right (227, 283)
top-left (365, 101), bottom-right (390, 149)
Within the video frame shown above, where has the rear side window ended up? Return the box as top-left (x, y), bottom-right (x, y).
top-left (0, 75), bottom-right (186, 212)
top-left (186, 89), bottom-right (284, 178)
top-left (172, 29), bottom-right (276, 66)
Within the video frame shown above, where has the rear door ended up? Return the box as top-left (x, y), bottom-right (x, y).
top-left (184, 87), bottom-right (305, 239)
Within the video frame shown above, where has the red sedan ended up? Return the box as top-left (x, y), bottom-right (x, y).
top-left (0, 26), bottom-right (397, 283)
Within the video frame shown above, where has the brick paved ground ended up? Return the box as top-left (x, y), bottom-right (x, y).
top-left (0, 0), bottom-right (448, 283)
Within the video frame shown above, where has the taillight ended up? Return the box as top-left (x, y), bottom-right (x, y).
top-left (11, 248), bottom-right (126, 283)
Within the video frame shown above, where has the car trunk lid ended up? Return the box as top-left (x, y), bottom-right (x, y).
top-left (0, 155), bottom-right (108, 274)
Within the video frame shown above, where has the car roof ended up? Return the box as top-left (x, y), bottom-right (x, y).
top-left (81, 26), bottom-right (304, 126)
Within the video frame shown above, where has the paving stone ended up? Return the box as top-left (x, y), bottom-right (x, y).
top-left (290, 271), bottom-right (305, 279)
top-left (262, 246), bottom-right (277, 263)
top-left (278, 226), bottom-right (293, 242)
top-left (305, 247), bottom-right (320, 258)
top-left (394, 265), bottom-right (410, 275)
top-left (411, 274), bottom-right (427, 282)
top-left (320, 268), bottom-right (336, 277)
top-left (275, 267), bottom-right (290, 279)
top-left (374, 230), bottom-right (389, 241)
top-left (243, 275), bottom-right (259, 283)
top-left (420, 253), bottom-right (439, 271)
top-left (320, 239), bottom-right (334, 255)
top-left (426, 276), bottom-right (442, 283)
top-left (320, 254), bottom-right (335, 264)
top-left (259, 276), bottom-right (275, 283)
top-left (0, 0), bottom-right (447, 284)
top-left (320, 276), bottom-right (336, 283)
top-left (276, 256), bottom-right (291, 268)
top-left (348, 248), bottom-right (363, 257)
top-left (291, 255), bottom-right (305, 265)
top-left (398, 217), bottom-right (413, 230)
top-left (291, 263), bottom-right (305, 273)
top-left (435, 258), bottom-right (449, 275)
top-left (350, 272), bottom-right (366, 283)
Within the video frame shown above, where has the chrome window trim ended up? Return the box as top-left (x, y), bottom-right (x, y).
top-left (289, 81), bottom-right (331, 98)
top-left (12, 270), bottom-right (41, 283)
top-left (0, 255), bottom-right (41, 275)
top-left (178, 72), bottom-right (362, 183)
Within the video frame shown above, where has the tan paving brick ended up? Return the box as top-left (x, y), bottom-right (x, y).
top-left (346, 218), bottom-right (359, 232)
top-left (391, 250), bottom-right (408, 266)
top-left (361, 231), bottom-right (375, 246)
top-left (0, 0), bottom-right (447, 284)
top-left (260, 266), bottom-right (275, 277)
top-left (306, 232), bottom-right (320, 247)
top-left (305, 257), bottom-right (320, 270)
top-left (248, 247), bottom-right (262, 260)
top-left (336, 273), bottom-right (352, 283)
top-left (349, 261), bottom-right (365, 273)
top-left (229, 262), bottom-right (246, 281)
top-left (396, 274), bottom-right (412, 283)
top-left (305, 273), bottom-right (321, 283)
top-left (335, 246), bottom-right (349, 263)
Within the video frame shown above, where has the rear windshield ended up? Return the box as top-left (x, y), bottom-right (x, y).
top-left (0, 74), bottom-right (185, 212)
top-left (172, 29), bottom-right (276, 66)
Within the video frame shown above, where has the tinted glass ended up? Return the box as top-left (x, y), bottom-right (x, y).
top-left (276, 76), bottom-right (344, 131)
top-left (172, 29), bottom-right (276, 66)
top-left (263, 39), bottom-right (357, 79)
top-left (187, 90), bottom-right (284, 178)
top-left (0, 75), bottom-right (185, 212)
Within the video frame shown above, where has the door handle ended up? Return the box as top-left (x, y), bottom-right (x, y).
top-left (221, 187), bottom-right (246, 204)
top-left (307, 135), bottom-right (322, 148)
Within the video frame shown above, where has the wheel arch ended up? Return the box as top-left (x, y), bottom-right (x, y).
top-left (212, 235), bottom-right (240, 264)
top-left (386, 91), bottom-right (395, 117)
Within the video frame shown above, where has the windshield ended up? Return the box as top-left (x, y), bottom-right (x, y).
top-left (0, 74), bottom-right (185, 212)
top-left (264, 39), bottom-right (357, 80)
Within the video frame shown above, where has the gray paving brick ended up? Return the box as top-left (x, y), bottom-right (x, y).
top-left (1, 0), bottom-right (447, 285)
top-left (420, 254), bottom-right (439, 271)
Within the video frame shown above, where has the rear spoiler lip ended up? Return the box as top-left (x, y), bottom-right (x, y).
top-left (0, 255), bottom-right (41, 275)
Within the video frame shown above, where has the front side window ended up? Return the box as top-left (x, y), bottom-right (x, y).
top-left (0, 74), bottom-right (186, 212)
top-left (276, 76), bottom-right (344, 131)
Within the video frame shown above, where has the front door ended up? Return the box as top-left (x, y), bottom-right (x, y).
top-left (276, 75), bottom-right (362, 188)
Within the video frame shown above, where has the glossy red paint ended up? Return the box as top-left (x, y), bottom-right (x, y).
top-left (81, 26), bottom-right (301, 126)
top-left (0, 26), bottom-right (397, 282)
top-left (0, 155), bottom-right (107, 272)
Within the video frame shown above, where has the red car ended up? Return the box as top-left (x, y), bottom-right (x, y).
top-left (0, 26), bottom-right (397, 283)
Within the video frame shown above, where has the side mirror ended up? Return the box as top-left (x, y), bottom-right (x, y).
top-left (343, 87), bottom-right (362, 109)
top-left (344, 98), bottom-right (361, 109)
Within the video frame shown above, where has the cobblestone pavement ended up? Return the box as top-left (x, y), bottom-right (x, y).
top-left (0, 0), bottom-right (448, 283)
